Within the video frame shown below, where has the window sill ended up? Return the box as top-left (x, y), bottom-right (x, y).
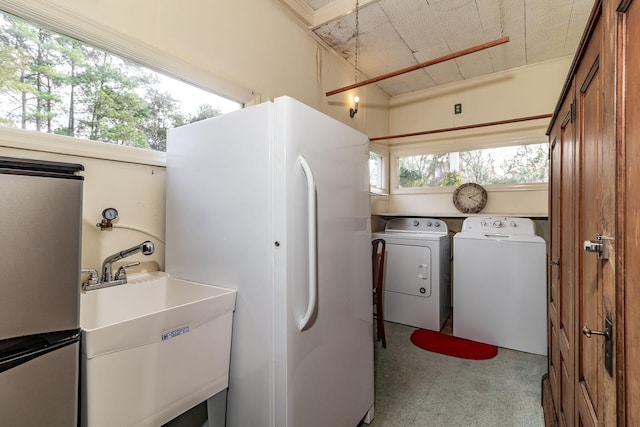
top-left (391, 183), bottom-right (548, 195)
top-left (370, 189), bottom-right (389, 197)
top-left (0, 127), bottom-right (166, 167)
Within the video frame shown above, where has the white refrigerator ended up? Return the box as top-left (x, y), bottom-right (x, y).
top-left (165, 96), bottom-right (374, 427)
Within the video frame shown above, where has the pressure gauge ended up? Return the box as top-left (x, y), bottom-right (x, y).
top-left (102, 207), bottom-right (119, 221)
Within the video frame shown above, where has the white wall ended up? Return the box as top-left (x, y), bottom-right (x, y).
top-left (0, 0), bottom-right (389, 275)
top-left (0, 132), bottom-right (166, 273)
top-left (0, 0), bottom-right (388, 135)
top-left (373, 57), bottom-right (572, 216)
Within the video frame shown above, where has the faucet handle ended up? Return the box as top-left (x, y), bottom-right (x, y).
top-left (81, 268), bottom-right (99, 286)
top-left (114, 262), bottom-right (141, 281)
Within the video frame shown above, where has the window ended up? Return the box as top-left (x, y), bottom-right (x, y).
top-left (369, 151), bottom-right (386, 193)
top-left (396, 143), bottom-right (548, 189)
top-left (0, 10), bottom-right (240, 152)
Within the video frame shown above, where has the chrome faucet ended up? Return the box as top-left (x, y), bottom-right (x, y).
top-left (82, 241), bottom-right (155, 291)
top-left (101, 240), bottom-right (155, 283)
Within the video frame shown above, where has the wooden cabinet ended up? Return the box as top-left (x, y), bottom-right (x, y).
top-left (545, 0), bottom-right (640, 425)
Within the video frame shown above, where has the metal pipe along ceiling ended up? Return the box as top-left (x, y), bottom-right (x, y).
top-left (369, 114), bottom-right (552, 142)
top-left (325, 36), bottom-right (510, 97)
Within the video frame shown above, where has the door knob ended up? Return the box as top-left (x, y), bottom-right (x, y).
top-left (582, 325), bottom-right (611, 340)
top-left (581, 318), bottom-right (614, 376)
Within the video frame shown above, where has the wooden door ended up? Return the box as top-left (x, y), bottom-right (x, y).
top-left (547, 118), bottom-right (561, 425)
top-left (575, 27), bottom-right (601, 427)
top-left (620, 0), bottom-right (640, 424)
top-left (559, 94), bottom-right (577, 427)
top-left (548, 89), bottom-right (577, 427)
top-left (574, 9), bottom-right (617, 426)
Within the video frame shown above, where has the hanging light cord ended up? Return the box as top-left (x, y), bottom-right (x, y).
top-left (354, 0), bottom-right (359, 84)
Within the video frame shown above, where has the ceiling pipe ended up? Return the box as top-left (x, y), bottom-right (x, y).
top-left (326, 36), bottom-right (510, 97)
top-left (369, 113), bottom-right (552, 142)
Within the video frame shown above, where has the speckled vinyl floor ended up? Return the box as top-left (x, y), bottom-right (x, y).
top-left (363, 321), bottom-right (547, 427)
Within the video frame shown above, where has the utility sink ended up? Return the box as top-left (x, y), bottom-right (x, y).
top-left (79, 272), bottom-right (237, 427)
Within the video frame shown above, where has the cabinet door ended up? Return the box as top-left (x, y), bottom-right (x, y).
top-left (620, 0), bottom-right (640, 424)
top-left (574, 11), bottom-right (617, 426)
top-left (547, 2), bottom-right (625, 426)
top-left (548, 88), bottom-right (577, 427)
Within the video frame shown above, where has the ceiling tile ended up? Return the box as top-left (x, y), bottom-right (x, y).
top-left (476, 0), bottom-right (526, 71)
top-left (378, 0), bottom-right (444, 53)
top-left (524, 0), bottom-right (574, 62)
top-left (455, 51), bottom-right (495, 79)
top-left (303, 0), bottom-right (595, 97)
top-left (563, 0), bottom-right (594, 55)
top-left (376, 71), bottom-right (438, 97)
top-left (414, 48), bottom-right (464, 85)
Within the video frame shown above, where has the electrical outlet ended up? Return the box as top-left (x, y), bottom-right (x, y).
top-left (454, 104), bottom-right (462, 114)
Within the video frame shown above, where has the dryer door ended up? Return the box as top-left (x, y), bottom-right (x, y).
top-left (384, 243), bottom-right (432, 298)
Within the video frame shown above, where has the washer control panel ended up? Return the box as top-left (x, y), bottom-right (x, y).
top-left (461, 217), bottom-right (537, 235)
top-left (384, 217), bottom-right (449, 235)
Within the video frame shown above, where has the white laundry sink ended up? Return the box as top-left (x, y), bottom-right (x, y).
top-left (79, 272), bottom-right (236, 427)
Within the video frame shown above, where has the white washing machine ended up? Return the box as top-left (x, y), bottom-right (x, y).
top-left (372, 217), bottom-right (451, 332)
top-left (453, 217), bottom-right (547, 355)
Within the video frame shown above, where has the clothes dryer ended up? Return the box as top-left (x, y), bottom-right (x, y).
top-left (453, 217), bottom-right (547, 355)
top-left (372, 218), bottom-right (451, 332)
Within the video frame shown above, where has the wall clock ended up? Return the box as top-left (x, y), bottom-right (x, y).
top-left (452, 183), bottom-right (488, 214)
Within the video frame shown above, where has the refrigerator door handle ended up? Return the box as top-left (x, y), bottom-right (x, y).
top-left (298, 155), bottom-right (318, 331)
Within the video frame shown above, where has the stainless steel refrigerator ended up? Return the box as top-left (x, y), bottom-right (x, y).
top-left (0, 156), bottom-right (83, 426)
top-left (166, 96), bottom-right (375, 426)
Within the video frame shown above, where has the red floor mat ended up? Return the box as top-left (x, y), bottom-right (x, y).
top-left (410, 329), bottom-right (498, 360)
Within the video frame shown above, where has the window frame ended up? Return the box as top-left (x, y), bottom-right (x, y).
top-left (369, 145), bottom-right (388, 195)
top-left (389, 136), bottom-right (549, 195)
top-left (0, 1), bottom-right (255, 165)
